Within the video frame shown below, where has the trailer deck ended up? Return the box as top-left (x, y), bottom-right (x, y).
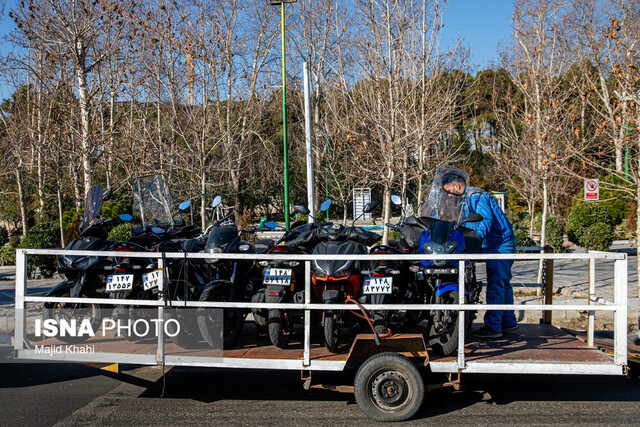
top-left (26, 322), bottom-right (614, 371)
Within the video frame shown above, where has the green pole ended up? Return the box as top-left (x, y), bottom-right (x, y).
top-left (625, 116), bottom-right (630, 181)
top-left (280, 2), bottom-right (290, 231)
top-left (325, 145), bottom-right (329, 221)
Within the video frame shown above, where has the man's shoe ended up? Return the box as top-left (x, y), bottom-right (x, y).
top-left (470, 325), bottom-right (502, 339)
top-left (502, 323), bottom-right (520, 333)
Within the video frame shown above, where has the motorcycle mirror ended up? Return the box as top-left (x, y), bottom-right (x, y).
top-left (119, 214), bottom-right (133, 222)
top-left (211, 196), bottom-right (221, 208)
top-left (391, 195), bottom-right (401, 205)
top-left (102, 188), bottom-right (113, 202)
top-left (151, 227), bottom-right (166, 234)
top-left (294, 205), bottom-right (310, 215)
top-left (363, 201), bottom-right (379, 214)
top-left (178, 200), bottom-right (191, 211)
top-left (264, 221), bottom-right (278, 229)
top-left (320, 199), bottom-right (331, 211)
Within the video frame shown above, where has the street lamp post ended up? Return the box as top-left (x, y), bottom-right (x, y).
top-left (270, 0), bottom-right (296, 231)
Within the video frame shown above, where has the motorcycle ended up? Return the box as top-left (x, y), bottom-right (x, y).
top-left (364, 196), bottom-right (426, 335)
top-left (196, 206), bottom-right (268, 349)
top-left (43, 184), bottom-right (116, 343)
top-left (295, 201), bottom-right (381, 352)
top-left (253, 200), bottom-right (331, 348)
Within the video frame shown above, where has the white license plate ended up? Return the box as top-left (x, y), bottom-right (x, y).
top-left (142, 270), bottom-right (163, 291)
top-left (106, 274), bottom-right (134, 292)
top-left (263, 268), bottom-right (292, 286)
top-left (363, 277), bottom-right (393, 295)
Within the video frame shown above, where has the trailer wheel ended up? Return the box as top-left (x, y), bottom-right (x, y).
top-left (354, 353), bottom-right (424, 422)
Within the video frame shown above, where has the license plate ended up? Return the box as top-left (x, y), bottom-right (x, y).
top-left (142, 270), bottom-right (163, 291)
top-left (263, 268), bottom-right (292, 286)
top-left (363, 277), bottom-right (393, 295)
top-left (106, 274), bottom-right (134, 292)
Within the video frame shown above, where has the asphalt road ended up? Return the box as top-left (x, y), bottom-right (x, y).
top-left (0, 363), bottom-right (639, 425)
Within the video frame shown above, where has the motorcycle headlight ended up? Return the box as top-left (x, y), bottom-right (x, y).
top-left (313, 259), bottom-right (327, 279)
top-left (314, 270), bottom-right (327, 279)
top-left (333, 269), bottom-right (350, 278)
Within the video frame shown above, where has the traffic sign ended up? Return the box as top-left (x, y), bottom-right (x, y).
top-left (584, 179), bottom-right (599, 201)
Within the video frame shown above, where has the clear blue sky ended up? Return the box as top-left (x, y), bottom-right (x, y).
top-left (440, 0), bottom-right (514, 69)
top-left (0, 0), bottom-right (514, 101)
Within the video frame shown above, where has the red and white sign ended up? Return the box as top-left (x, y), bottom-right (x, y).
top-left (584, 179), bottom-right (599, 201)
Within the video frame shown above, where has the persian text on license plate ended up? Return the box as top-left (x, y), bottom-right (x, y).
top-left (263, 268), bottom-right (292, 286)
top-left (106, 274), bottom-right (134, 292)
top-left (363, 277), bottom-right (393, 295)
top-left (142, 270), bottom-right (163, 291)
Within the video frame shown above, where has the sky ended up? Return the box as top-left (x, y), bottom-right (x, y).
top-left (440, 0), bottom-right (514, 69)
top-left (0, 0), bottom-right (515, 101)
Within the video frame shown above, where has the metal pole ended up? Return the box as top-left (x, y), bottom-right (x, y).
top-left (280, 2), bottom-right (290, 231)
top-left (457, 260), bottom-right (466, 369)
top-left (14, 249), bottom-right (27, 354)
top-left (587, 257), bottom-right (595, 346)
top-left (543, 246), bottom-right (554, 324)
top-left (303, 61), bottom-right (315, 223)
top-left (613, 257), bottom-right (628, 367)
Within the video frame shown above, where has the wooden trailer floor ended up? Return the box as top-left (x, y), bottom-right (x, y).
top-left (31, 323), bottom-right (613, 365)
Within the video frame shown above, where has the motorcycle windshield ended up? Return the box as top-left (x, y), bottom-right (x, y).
top-left (430, 220), bottom-right (455, 245)
top-left (83, 184), bottom-right (103, 229)
top-left (205, 225), bottom-right (239, 253)
top-left (132, 174), bottom-right (174, 227)
top-left (419, 165), bottom-right (469, 222)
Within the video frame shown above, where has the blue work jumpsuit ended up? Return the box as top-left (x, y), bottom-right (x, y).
top-left (462, 187), bottom-right (517, 333)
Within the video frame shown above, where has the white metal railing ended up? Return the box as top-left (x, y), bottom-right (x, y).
top-left (12, 248), bottom-right (628, 374)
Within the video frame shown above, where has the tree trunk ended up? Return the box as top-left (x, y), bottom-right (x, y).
top-left (57, 182), bottom-right (65, 248)
top-left (536, 177), bottom-right (549, 295)
top-left (382, 184), bottom-right (392, 245)
top-left (16, 168), bottom-right (27, 236)
top-left (200, 170), bottom-right (207, 231)
top-left (76, 41), bottom-right (93, 197)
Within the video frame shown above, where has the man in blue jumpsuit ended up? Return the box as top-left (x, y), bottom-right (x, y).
top-left (441, 171), bottom-right (518, 339)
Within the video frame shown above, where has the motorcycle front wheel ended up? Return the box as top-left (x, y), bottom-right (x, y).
top-left (323, 310), bottom-right (339, 353)
top-left (197, 284), bottom-right (243, 349)
top-left (268, 309), bottom-right (288, 348)
top-left (42, 286), bottom-right (102, 344)
top-left (428, 290), bottom-right (460, 356)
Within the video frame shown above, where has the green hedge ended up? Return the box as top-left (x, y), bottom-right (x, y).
top-left (514, 228), bottom-right (535, 248)
top-left (581, 222), bottom-right (615, 251)
top-left (20, 222), bottom-right (60, 278)
top-left (107, 222), bottom-right (133, 241)
top-left (545, 215), bottom-right (565, 252)
top-left (0, 247), bottom-right (15, 266)
top-left (0, 227), bottom-right (8, 247)
top-left (566, 203), bottom-right (614, 248)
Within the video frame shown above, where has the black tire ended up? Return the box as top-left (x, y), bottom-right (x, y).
top-left (251, 289), bottom-right (268, 334)
top-left (165, 311), bottom-right (201, 349)
top-left (42, 286), bottom-right (102, 344)
top-left (268, 309), bottom-right (288, 348)
top-left (197, 284), bottom-right (243, 349)
top-left (428, 290), bottom-right (460, 356)
top-left (354, 352), bottom-right (425, 422)
top-left (323, 310), bottom-right (339, 353)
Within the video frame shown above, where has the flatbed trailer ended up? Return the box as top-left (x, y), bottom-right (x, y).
top-left (12, 249), bottom-right (629, 421)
